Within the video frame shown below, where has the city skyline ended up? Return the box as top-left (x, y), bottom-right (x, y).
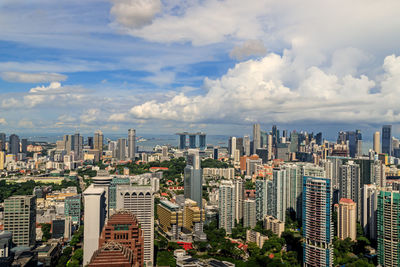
top-left (0, 1), bottom-right (400, 134)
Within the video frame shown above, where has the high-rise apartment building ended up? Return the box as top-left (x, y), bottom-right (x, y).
top-left (382, 125), bottom-right (392, 156)
top-left (4, 195), bottom-right (36, 247)
top-left (234, 179), bottom-right (244, 223)
top-left (252, 124), bottom-right (261, 154)
top-left (219, 180), bottom-right (235, 234)
top-left (271, 169), bottom-right (288, 222)
top-left (303, 176), bottom-right (333, 267)
top-left (128, 129), bottom-right (136, 160)
top-left (338, 198), bottom-right (357, 241)
top-left (116, 185), bottom-right (154, 266)
top-left (183, 199), bottom-right (205, 233)
top-left (377, 189), bottom-right (400, 267)
top-left (0, 133), bottom-right (5, 151)
top-left (362, 184), bottom-right (377, 241)
top-left (243, 135), bottom-right (250, 156)
top-left (94, 130), bottom-right (104, 159)
top-left (243, 199), bottom-right (256, 228)
top-left (157, 200), bottom-right (183, 240)
top-left (184, 149), bottom-right (202, 208)
top-left (373, 131), bottom-right (380, 153)
top-left (65, 194), bottom-right (81, 225)
top-left (230, 137), bottom-right (236, 158)
top-left (83, 185), bottom-right (107, 265)
top-left (339, 161), bottom-right (361, 219)
top-left (98, 211), bottom-right (144, 266)
top-left (255, 179), bottom-right (269, 221)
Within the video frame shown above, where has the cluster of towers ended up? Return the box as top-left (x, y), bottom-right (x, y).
top-left (176, 132), bottom-right (206, 150)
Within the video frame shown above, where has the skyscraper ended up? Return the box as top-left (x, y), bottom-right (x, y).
top-left (20, 139), bottom-right (27, 154)
top-left (377, 189), bottom-right (400, 267)
top-left (4, 195), bottom-right (36, 247)
top-left (303, 176), bottom-right (333, 267)
top-left (234, 179), bottom-right (244, 223)
top-left (94, 130), bottom-right (104, 158)
top-left (219, 180), bottom-right (235, 234)
top-left (189, 134), bottom-right (196, 149)
top-left (253, 123), bottom-right (261, 154)
top-left (116, 185), bottom-right (154, 266)
top-left (243, 199), bottom-right (256, 228)
top-left (244, 135), bottom-right (250, 156)
top-left (0, 133), bottom-right (5, 151)
top-left (9, 134), bottom-right (19, 155)
top-left (255, 179), bottom-right (268, 221)
top-left (116, 138), bottom-right (127, 161)
top-left (230, 137), bottom-right (236, 158)
top-left (272, 169), bottom-right (288, 222)
top-left (83, 185), bottom-right (107, 265)
top-left (128, 129), bottom-right (136, 160)
top-left (199, 133), bottom-right (206, 150)
top-left (382, 125), bottom-right (392, 156)
top-left (339, 161), bottom-right (361, 219)
top-left (0, 151), bottom-right (5, 170)
top-left (373, 131), bottom-right (380, 154)
top-left (184, 149), bottom-right (202, 208)
top-left (73, 133), bottom-right (83, 159)
top-left (338, 198), bottom-right (357, 241)
top-left (362, 184), bottom-right (377, 241)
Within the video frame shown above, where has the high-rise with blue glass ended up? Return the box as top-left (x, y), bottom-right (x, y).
top-left (382, 125), bottom-right (392, 156)
top-left (303, 176), bottom-right (333, 267)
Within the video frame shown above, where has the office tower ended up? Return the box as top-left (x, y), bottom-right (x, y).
top-left (243, 199), bottom-right (256, 228)
top-left (199, 133), bottom-right (206, 150)
top-left (98, 211), bottom-right (144, 266)
top-left (116, 138), bottom-right (127, 161)
top-left (316, 132), bottom-right (322, 146)
top-left (4, 196), bottom-right (36, 247)
top-left (382, 125), bottom-right (392, 156)
top-left (338, 198), bottom-right (357, 241)
top-left (377, 189), bottom-right (400, 267)
top-left (65, 194), bottom-right (81, 225)
top-left (8, 195), bottom-right (29, 238)
top-left (87, 136), bottom-right (94, 149)
top-left (9, 134), bottom-right (19, 155)
top-left (219, 180), bottom-right (235, 234)
top-left (184, 149), bottom-right (202, 208)
top-left (244, 135), bottom-right (250, 156)
top-left (255, 179), bottom-right (268, 221)
top-left (362, 184), bottom-right (377, 241)
top-left (256, 148), bottom-right (268, 164)
top-left (116, 185), bottom-right (154, 266)
top-left (283, 164), bottom-right (304, 219)
top-left (229, 137), bottom-right (236, 158)
top-left (289, 131), bottom-right (299, 152)
top-left (303, 176), bottom-right (333, 267)
top-left (83, 185), bottom-right (107, 265)
top-left (64, 134), bottom-right (73, 153)
top-left (73, 133), bottom-right (83, 159)
top-left (356, 129), bottom-right (362, 157)
top-left (178, 133), bottom-right (186, 150)
top-left (189, 134), bottom-right (196, 149)
top-left (373, 160), bottom-right (386, 187)
top-left (234, 179), bottom-right (244, 223)
top-left (267, 134), bottom-right (273, 160)
top-left (88, 242), bottom-right (136, 267)
top-left (272, 169), bottom-right (288, 222)
top-left (157, 200), bottom-right (183, 240)
top-left (0, 151), bottom-right (4, 170)
top-left (252, 124), bottom-right (261, 154)
top-left (20, 139), bottom-right (27, 154)
top-left (0, 133), bottom-right (5, 151)
top-left (339, 161), bottom-right (361, 219)
top-left (128, 129), bottom-right (136, 160)
top-left (213, 148), bottom-right (218, 160)
top-left (348, 131), bottom-right (357, 158)
top-left (94, 130), bottom-right (104, 157)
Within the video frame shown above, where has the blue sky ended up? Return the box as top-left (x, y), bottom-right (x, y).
top-left (1, 0), bottom-right (400, 139)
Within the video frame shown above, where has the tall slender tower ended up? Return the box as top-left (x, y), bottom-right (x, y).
top-left (219, 180), bottom-right (235, 234)
top-left (231, 137), bottom-right (236, 158)
top-left (252, 124), bottom-right (261, 154)
top-left (303, 176), bottom-right (333, 267)
top-left (184, 149), bottom-right (202, 208)
top-left (382, 125), bottom-right (392, 156)
top-left (94, 130), bottom-right (103, 159)
top-left (373, 131), bottom-right (380, 154)
top-left (243, 135), bottom-right (250, 156)
top-left (128, 129), bottom-right (136, 160)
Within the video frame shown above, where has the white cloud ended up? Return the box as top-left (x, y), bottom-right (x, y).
top-left (18, 119), bottom-right (34, 128)
top-left (0, 118), bottom-right (7, 125)
top-left (130, 53), bottom-right (400, 124)
top-left (80, 109), bottom-right (100, 123)
top-left (0, 72), bottom-right (67, 83)
top-left (230, 40), bottom-right (267, 60)
top-left (110, 0), bottom-right (162, 28)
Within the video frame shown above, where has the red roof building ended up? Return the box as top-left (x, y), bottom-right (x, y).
top-left (89, 242), bottom-right (137, 267)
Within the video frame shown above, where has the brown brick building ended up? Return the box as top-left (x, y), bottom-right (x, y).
top-left (89, 242), bottom-right (136, 267)
top-left (97, 210), bottom-right (144, 266)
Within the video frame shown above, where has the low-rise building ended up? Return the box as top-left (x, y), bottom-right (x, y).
top-left (264, 216), bottom-right (285, 237)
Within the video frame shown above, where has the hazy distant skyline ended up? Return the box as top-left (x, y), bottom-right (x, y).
top-left (1, 0), bottom-right (400, 135)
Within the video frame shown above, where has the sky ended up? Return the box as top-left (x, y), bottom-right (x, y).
top-left (1, 0), bottom-right (400, 139)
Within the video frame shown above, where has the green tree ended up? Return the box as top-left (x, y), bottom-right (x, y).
top-left (41, 223), bottom-right (51, 242)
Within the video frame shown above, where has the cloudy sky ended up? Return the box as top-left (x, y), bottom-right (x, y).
top-left (1, 0), bottom-right (400, 138)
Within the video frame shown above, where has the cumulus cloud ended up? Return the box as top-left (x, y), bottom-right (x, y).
top-left (0, 71), bottom-right (67, 83)
top-left (110, 0), bottom-right (162, 28)
top-left (230, 40), bottom-right (267, 60)
top-left (130, 53), bottom-right (400, 124)
top-left (80, 109), bottom-right (100, 123)
top-left (18, 119), bottom-right (34, 128)
top-left (0, 118), bottom-right (7, 125)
